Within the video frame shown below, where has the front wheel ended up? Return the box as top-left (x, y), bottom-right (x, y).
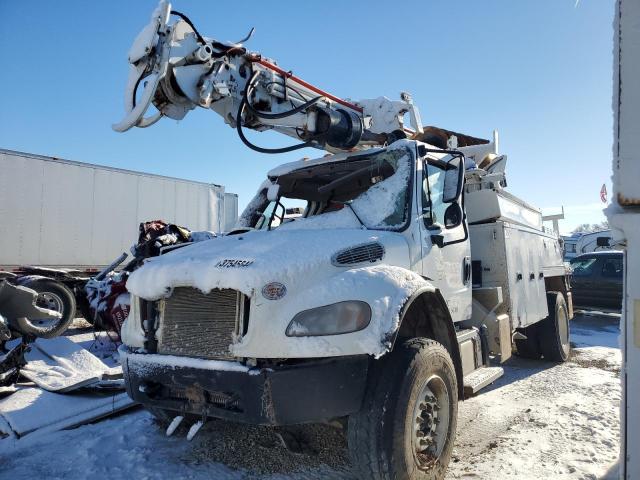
top-left (348, 338), bottom-right (458, 480)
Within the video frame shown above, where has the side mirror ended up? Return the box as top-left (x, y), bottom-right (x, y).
top-left (443, 155), bottom-right (464, 203)
top-left (444, 202), bottom-right (463, 229)
top-left (596, 236), bottom-right (610, 247)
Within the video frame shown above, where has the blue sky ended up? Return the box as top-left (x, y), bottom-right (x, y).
top-left (0, 1), bottom-right (614, 234)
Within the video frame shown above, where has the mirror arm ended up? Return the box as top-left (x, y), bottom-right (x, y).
top-left (430, 234), bottom-right (444, 248)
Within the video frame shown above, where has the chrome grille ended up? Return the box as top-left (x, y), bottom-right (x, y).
top-left (332, 242), bottom-right (385, 266)
top-left (157, 287), bottom-right (245, 359)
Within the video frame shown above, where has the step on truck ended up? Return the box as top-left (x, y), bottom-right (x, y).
top-left (113, 3), bottom-right (573, 478)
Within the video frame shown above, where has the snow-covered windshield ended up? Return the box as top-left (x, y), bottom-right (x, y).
top-left (238, 147), bottom-right (413, 232)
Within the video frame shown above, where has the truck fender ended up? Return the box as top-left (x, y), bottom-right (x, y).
top-left (15, 275), bottom-right (52, 287)
top-left (389, 286), bottom-right (464, 398)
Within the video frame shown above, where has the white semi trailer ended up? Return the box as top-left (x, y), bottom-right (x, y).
top-left (0, 148), bottom-right (238, 271)
top-left (111, 4), bottom-right (573, 479)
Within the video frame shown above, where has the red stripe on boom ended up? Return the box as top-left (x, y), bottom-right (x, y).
top-left (257, 59), bottom-right (363, 113)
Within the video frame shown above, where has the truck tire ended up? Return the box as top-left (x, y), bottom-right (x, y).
top-left (514, 323), bottom-right (542, 359)
top-left (18, 279), bottom-right (76, 338)
top-left (538, 291), bottom-right (570, 362)
top-left (348, 338), bottom-right (457, 480)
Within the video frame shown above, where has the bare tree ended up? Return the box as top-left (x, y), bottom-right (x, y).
top-left (572, 221), bottom-right (610, 233)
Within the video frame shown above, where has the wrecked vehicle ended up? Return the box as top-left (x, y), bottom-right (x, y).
top-left (0, 280), bottom-right (62, 386)
top-left (1, 220), bottom-right (217, 338)
top-left (119, 141), bottom-right (572, 479)
top-left (113, 4), bottom-right (573, 479)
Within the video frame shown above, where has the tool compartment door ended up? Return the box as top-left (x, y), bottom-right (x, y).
top-left (503, 224), bottom-right (549, 328)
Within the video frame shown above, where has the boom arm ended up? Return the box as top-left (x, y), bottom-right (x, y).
top-left (112, 1), bottom-right (424, 153)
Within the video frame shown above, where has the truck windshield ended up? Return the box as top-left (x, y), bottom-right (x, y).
top-left (238, 147), bottom-right (413, 232)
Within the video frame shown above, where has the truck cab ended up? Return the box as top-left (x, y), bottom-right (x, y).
top-left (119, 138), bottom-right (572, 480)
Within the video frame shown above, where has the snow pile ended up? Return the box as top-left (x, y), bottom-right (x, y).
top-left (0, 387), bottom-right (132, 439)
top-left (352, 155), bottom-right (410, 228)
top-left (20, 337), bottom-right (120, 392)
top-left (276, 207), bottom-right (358, 231)
top-left (190, 231), bottom-right (216, 242)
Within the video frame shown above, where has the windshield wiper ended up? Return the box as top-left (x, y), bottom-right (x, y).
top-left (332, 200), bottom-right (367, 229)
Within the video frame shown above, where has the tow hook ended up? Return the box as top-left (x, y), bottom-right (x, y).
top-left (186, 420), bottom-right (205, 441)
top-left (165, 413), bottom-right (207, 441)
top-left (165, 415), bottom-right (184, 437)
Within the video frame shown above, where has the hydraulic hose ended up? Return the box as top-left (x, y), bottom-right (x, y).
top-left (170, 11), bottom-right (206, 45)
top-left (235, 71), bottom-right (318, 154)
top-left (243, 72), bottom-right (324, 120)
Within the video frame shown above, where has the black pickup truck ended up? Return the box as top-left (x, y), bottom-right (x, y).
top-left (570, 251), bottom-right (624, 311)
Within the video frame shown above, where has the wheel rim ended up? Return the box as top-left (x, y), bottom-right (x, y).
top-left (34, 291), bottom-right (64, 328)
top-left (557, 305), bottom-right (570, 356)
top-left (411, 374), bottom-right (451, 470)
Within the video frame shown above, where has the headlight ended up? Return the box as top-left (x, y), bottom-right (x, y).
top-left (286, 301), bottom-right (371, 337)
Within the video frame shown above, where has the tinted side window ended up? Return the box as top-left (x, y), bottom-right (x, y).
top-left (571, 257), bottom-right (598, 277)
top-left (601, 257), bottom-right (623, 278)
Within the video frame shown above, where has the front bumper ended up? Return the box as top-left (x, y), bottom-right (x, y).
top-left (122, 349), bottom-right (369, 425)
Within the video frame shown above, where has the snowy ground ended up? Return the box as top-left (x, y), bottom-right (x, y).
top-left (0, 314), bottom-right (621, 480)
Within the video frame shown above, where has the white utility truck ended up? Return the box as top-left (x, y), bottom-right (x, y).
top-left (114, 4), bottom-right (573, 479)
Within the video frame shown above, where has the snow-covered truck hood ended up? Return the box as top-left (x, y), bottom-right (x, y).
top-left (126, 228), bottom-right (410, 300)
top-left (124, 228), bottom-right (432, 358)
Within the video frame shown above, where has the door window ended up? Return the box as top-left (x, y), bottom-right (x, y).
top-left (422, 162), bottom-right (447, 227)
top-left (601, 257), bottom-right (623, 278)
top-left (570, 257), bottom-right (598, 277)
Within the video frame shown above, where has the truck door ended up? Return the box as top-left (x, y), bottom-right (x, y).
top-left (418, 153), bottom-right (472, 323)
top-left (599, 254), bottom-right (624, 310)
top-left (570, 255), bottom-right (598, 308)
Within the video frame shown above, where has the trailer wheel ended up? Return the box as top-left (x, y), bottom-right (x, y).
top-left (538, 291), bottom-right (570, 362)
top-left (514, 324), bottom-right (542, 359)
top-left (348, 338), bottom-right (457, 480)
top-left (18, 279), bottom-right (76, 338)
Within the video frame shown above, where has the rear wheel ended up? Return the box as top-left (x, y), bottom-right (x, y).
top-left (348, 338), bottom-right (458, 480)
top-left (539, 291), bottom-right (570, 362)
